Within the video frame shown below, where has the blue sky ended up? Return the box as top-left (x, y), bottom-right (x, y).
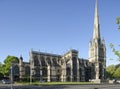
top-left (0, 0), bottom-right (120, 66)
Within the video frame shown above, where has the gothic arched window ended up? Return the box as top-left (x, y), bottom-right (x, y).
top-left (72, 57), bottom-right (77, 75)
top-left (46, 57), bottom-right (51, 66)
top-left (66, 67), bottom-right (71, 76)
top-left (52, 58), bottom-right (57, 66)
top-left (41, 56), bottom-right (46, 66)
top-left (13, 65), bottom-right (19, 75)
top-left (25, 66), bottom-right (30, 76)
top-left (34, 67), bottom-right (40, 77)
top-left (42, 67), bottom-right (47, 77)
top-left (34, 56), bottom-right (40, 66)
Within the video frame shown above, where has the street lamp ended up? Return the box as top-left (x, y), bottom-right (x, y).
top-left (40, 69), bottom-right (42, 81)
top-left (30, 68), bottom-right (34, 85)
top-left (30, 68), bottom-right (32, 85)
top-left (30, 71), bottom-right (32, 85)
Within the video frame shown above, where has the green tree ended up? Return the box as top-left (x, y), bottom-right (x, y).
top-left (0, 62), bottom-right (2, 67)
top-left (116, 17), bottom-right (120, 31)
top-left (110, 17), bottom-right (120, 61)
top-left (113, 66), bottom-right (120, 78)
top-left (1, 55), bottom-right (19, 76)
top-left (0, 62), bottom-right (2, 71)
top-left (0, 62), bottom-right (4, 79)
top-left (106, 65), bottom-right (116, 79)
top-left (107, 64), bottom-right (120, 79)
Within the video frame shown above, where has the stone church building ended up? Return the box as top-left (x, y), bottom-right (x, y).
top-left (12, 0), bottom-right (106, 82)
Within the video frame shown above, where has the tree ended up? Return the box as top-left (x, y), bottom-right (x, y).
top-left (106, 64), bottom-right (120, 79)
top-left (1, 55), bottom-right (19, 76)
top-left (113, 66), bottom-right (120, 78)
top-left (0, 62), bottom-right (2, 67)
top-left (116, 17), bottom-right (120, 31)
top-left (110, 17), bottom-right (120, 61)
top-left (0, 62), bottom-right (4, 79)
top-left (106, 65), bottom-right (116, 79)
top-left (0, 62), bottom-right (2, 71)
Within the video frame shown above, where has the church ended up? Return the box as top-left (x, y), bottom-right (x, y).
top-left (12, 0), bottom-right (106, 83)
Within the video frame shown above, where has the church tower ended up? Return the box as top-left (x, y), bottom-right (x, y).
top-left (88, 0), bottom-right (106, 81)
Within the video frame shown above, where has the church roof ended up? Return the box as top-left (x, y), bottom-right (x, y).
top-left (32, 50), bottom-right (61, 57)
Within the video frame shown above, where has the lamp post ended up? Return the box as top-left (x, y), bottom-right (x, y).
top-left (30, 67), bottom-right (32, 85)
top-left (10, 65), bottom-right (13, 89)
top-left (30, 71), bottom-right (32, 85)
top-left (40, 69), bottom-right (42, 82)
top-left (30, 68), bottom-right (34, 85)
top-left (30, 75), bottom-right (31, 85)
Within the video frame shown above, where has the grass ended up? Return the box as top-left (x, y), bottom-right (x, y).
top-left (42, 82), bottom-right (93, 85)
top-left (16, 81), bottom-right (94, 86)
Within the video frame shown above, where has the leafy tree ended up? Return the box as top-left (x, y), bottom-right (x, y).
top-left (116, 17), bottom-right (120, 31)
top-left (0, 62), bottom-right (2, 67)
top-left (110, 17), bottom-right (120, 61)
top-left (106, 64), bottom-right (120, 79)
top-left (0, 62), bottom-right (4, 79)
top-left (1, 55), bottom-right (19, 76)
top-left (106, 18), bottom-right (120, 79)
top-left (113, 66), bottom-right (120, 78)
top-left (0, 62), bottom-right (2, 72)
top-left (106, 65), bottom-right (116, 79)
top-left (110, 43), bottom-right (120, 61)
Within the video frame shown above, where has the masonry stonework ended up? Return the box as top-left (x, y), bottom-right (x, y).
top-left (12, 0), bottom-right (106, 83)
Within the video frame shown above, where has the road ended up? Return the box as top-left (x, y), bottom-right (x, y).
top-left (0, 84), bottom-right (120, 89)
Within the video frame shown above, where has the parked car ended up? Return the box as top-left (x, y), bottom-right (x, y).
top-left (2, 79), bottom-right (11, 84)
top-left (40, 80), bottom-right (45, 83)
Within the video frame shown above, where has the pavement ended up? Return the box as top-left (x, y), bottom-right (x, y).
top-left (0, 84), bottom-right (120, 89)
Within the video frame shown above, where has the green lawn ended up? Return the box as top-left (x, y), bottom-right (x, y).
top-left (16, 81), bottom-right (94, 85)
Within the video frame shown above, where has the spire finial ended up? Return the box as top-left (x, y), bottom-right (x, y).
top-left (95, 0), bottom-right (98, 16)
top-left (93, 0), bottom-right (100, 39)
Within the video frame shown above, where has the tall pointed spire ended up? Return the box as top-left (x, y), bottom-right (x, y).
top-left (93, 0), bottom-right (100, 39)
top-left (89, 0), bottom-right (106, 81)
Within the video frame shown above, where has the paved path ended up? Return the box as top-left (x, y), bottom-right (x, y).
top-left (0, 84), bottom-right (120, 89)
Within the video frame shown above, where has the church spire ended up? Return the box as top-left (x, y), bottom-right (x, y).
top-left (93, 0), bottom-right (100, 40)
top-left (89, 0), bottom-right (106, 81)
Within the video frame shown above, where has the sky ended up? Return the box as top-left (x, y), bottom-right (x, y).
top-left (0, 0), bottom-right (120, 66)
